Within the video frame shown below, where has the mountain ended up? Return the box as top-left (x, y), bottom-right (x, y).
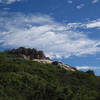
top-left (0, 48), bottom-right (100, 100)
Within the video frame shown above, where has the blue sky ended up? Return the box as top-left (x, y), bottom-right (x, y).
top-left (0, 0), bottom-right (100, 75)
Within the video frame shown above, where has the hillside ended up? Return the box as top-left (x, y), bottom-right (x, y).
top-left (10, 47), bottom-right (77, 71)
top-left (0, 49), bottom-right (100, 100)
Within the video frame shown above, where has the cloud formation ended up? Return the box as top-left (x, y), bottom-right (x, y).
top-left (92, 0), bottom-right (99, 4)
top-left (76, 66), bottom-right (100, 70)
top-left (67, 0), bottom-right (73, 4)
top-left (68, 0), bottom-right (99, 9)
top-left (0, 0), bottom-right (23, 4)
top-left (0, 12), bottom-right (100, 59)
top-left (86, 19), bottom-right (100, 28)
top-left (76, 4), bottom-right (85, 9)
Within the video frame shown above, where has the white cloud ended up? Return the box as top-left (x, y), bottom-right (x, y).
top-left (0, 12), bottom-right (100, 59)
top-left (86, 19), bottom-right (100, 28)
top-left (67, 0), bottom-right (73, 4)
top-left (76, 4), bottom-right (84, 9)
top-left (66, 23), bottom-right (85, 30)
top-left (92, 0), bottom-right (99, 4)
top-left (76, 66), bottom-right (100, 70)
top-left (0, 0), bottom-right (23, 4)
top-left (3, 8), bottom-right (10, 10)
top-left (67, 18), bottom-right (100, 29)
top-left (76, 66), bottom-right (90, 70)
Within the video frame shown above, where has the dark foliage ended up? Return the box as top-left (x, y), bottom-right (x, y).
top-left (52, 61), bottom-right (59, 65)
top-left (86, 70), bottom-right (95, 76)
top-left (0, 51), bottom-right (100, 100)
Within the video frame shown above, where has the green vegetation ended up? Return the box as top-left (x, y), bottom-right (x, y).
top-left (0, 50), bottom-right (100, 100)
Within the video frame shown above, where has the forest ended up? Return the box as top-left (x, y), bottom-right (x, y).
top-left (0, 50), bottom-right (100, 100)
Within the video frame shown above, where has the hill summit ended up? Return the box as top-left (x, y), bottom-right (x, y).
top-left (10, 47), bottom-right (47, 60)
top-left (10, 47), bottom-right (77, 71)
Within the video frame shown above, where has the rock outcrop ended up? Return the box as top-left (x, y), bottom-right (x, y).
top-left (10, 47), bottom-right (48, 60)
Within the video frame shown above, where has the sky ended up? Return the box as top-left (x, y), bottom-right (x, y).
top-left (0, 0), bottom-right (100, 76)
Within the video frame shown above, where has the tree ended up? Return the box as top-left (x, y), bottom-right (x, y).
top-left (86, 70), bottom-right (95, 76)
top-left (38, 51), bottom-right (45, 59)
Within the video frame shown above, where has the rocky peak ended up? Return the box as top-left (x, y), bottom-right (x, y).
top-left (10, 47), bottom-right (77, 71)
top-left (10, 47), bottom-right (48, 60)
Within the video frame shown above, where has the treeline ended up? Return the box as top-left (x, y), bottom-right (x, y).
top-left (0, 51), bottom-right (100, 100)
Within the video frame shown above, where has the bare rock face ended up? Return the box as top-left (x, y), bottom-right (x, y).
top-left (10, 47), bottom-right (46, 60)
top-left (52, 61), bottom-right (77, 71)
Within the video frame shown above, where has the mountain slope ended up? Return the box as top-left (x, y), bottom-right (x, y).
top-left (0, 50), bottom-right (100, 100)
